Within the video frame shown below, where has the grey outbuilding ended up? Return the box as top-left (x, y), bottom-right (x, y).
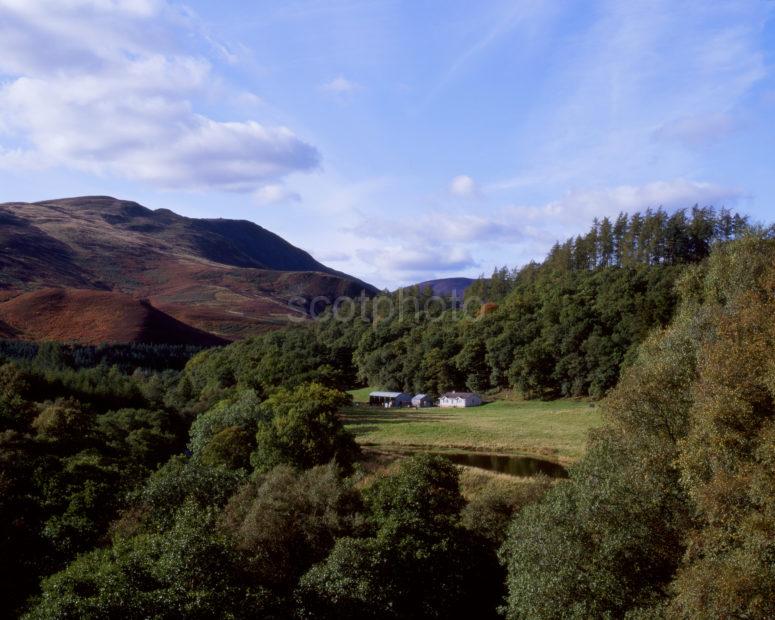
top-left (411, 393), bottom-right (434, 408)
top-left (368, 391), bottom-right (413, 408)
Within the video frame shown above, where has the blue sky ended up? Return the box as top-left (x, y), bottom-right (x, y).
top-left (1, 0), bottom-right (774, 288)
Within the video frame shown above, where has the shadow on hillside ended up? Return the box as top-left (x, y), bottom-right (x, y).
top-left (343, 409), bottom-right (452, 427)
top-left (346, 424), bottom-right (381, 436)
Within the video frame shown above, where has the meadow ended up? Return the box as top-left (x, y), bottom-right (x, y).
top-left (344, 389), bottom-right (602, 463)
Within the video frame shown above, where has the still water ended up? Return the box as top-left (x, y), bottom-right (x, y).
top-left (431, 452), bottom-right (568, 478)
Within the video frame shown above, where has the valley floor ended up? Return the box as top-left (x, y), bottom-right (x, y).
top-left (344, 390), bottom-right (602, 464)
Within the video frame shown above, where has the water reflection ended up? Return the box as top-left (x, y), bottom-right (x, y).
top-left (431, 452), bottom-right (568, 478)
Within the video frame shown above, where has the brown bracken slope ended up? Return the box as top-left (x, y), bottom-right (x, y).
top-left (0, 288), bottom-right (227, 345)
top-left (0, 196), bottom-right (376, 343)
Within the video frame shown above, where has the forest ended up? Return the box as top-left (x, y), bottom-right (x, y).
top-left (2, 208), bottom-right (774, 618)
top-left (186, 207), bottom-right (755, 400)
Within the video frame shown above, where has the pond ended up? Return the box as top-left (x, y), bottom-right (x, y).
top-left (431, 451), bottom-right (568, 478)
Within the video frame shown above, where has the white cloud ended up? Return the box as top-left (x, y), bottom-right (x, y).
top-left (0, 145), bottom-right (47, 169)
top-left (254, 183), bottom-right (301, 206)
top-left (301, 176), bottom-right (390, 215)
top-left (347, 208), bottom-right (523, 282)
top-left (358, 245), bottom-right (477, 275)
top-left (235, 91), bottom-right (264, 107)
top-left (353, 211), bottom-right (525, 244)
top-left (0, 0), bottom-right (320, 191)
top-left (449, 174), bottom-right (477, 197)
top-left (322, 75), bottom-right (360, 94)
top-left (348, 177), bottom-right (742, 283)
top-left (521, 179), bottom-right (744, 225)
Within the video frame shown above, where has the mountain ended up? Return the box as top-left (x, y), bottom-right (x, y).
top-left (415, 277), bottom-right (476, 297)
top-left (0, 196), bottom-right (376, 342)
top-left (0, 288), bottom-right (227, 346)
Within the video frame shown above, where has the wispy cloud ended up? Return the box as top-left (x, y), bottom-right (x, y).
top-left (0, 0), bottom-right (770, 292)
top-left (490, 0), bottom-right (770, 193)
top-left (449, 174), bottom-right (477, 197)
top-left (322, 75), bottom-right (361, 94)
top-left (254, 183), bottom-right (302, 206)
top-left (653, 114), bottom-right (738, 148)
top-left (357, 246), bottom-right (477, 275)
top-left (422, 0), bottom-right (556, 105)
top-left (347, 177), bottom-right (743, 284)
top-left (514, 179), bottom-right (745, 226)
top-left (351, 210), bottom-right (525, 244)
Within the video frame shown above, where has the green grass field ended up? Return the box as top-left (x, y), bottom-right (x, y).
top-left (344, 390), bottom-right (602, 463)
top-left (348, 386), bottom-right (377, 403)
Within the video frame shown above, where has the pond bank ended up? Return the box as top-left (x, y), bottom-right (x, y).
top-left (359, 446), bottom-right (568, 478)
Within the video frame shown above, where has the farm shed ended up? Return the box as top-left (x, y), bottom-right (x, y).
top-left (369, 391), bottom-right (413, 408)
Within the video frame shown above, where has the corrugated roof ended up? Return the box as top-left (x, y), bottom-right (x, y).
top-left (441, 392), bottom-right (478, 398)
top-left (412, 393), bottom-right (430, 399)
top-left (369, 391), bottom-right (406, 398)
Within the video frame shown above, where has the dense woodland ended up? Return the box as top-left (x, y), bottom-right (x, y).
top-left (188, 207), bottom-right (757, 400)
top-left (1, 209), bottom-right (774, 618)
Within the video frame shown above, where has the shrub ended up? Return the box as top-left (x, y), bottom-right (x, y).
top-left (252, 383), bottom-right (360, 473)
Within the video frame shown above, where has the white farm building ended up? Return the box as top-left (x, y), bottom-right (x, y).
top-left (438, 392), bottom-right (482, 408)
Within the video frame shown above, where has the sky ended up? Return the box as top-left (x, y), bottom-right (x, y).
top-left (1, 0), bottom-right (774, 289)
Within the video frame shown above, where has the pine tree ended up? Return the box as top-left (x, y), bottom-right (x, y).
top-left (599, 217), bottom-right (614, 267)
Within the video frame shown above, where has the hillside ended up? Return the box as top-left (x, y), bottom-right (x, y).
top-left (0, 196), bottom-right (377, 341)
top-left (0, 288), bottom-right (228, 346)
top-left (414, 277), bottom-right (476, 297)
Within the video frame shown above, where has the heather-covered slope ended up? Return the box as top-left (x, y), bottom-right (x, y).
top-left (0, 288), bottom-right (227, 345)
top-left (0, 196), bottom-right (376, 340)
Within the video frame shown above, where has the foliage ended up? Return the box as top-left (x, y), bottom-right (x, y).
top-left (0, 339), bottom-right (205, 372)
top-left (500, 436), bottom-right (690, 619)
top-left (200, 425), bottom-right (255, 470)
top-left (0, 354), bottom-right (193, 616)
top-left (500, 234), bottom-right (775, 618)
top-left (136, 456), bottom-right (246, 530)
top-left (26, 502), bottom-right (275, 620)
top-left (181, 207), bottom-right (752, 402)
top-left (668, 236), bottom-right (775, 618)
top-left (40, 450), bottom-right (124, 557)
top-left (461, 474), bottom-right (552, 546)
top-left (95, 407), bottom-right (180, 474)
top-left (297, 455), bottom-right (502, 619)
top-left (0, 430), bottom-right (53, 616)
top-left (252, 383), bottom-right (360, 473)
top-left (188, 390), bottom-right (269, 455)
top-left (468, 206), bottom-right (748, 302)
top-left (3, 211), bottom-right (773, 619)
top-left (365, 453), bottom-right (466, 530)
top-left (221, 463), bottom-right (364, 594)
top-left (180, 326), bottom-right (358, 405)
top-left (32, 398), bottom-right (92, 445)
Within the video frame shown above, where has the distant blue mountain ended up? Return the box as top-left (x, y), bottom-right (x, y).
top-left (414, 277), bottom-right (477, 297)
